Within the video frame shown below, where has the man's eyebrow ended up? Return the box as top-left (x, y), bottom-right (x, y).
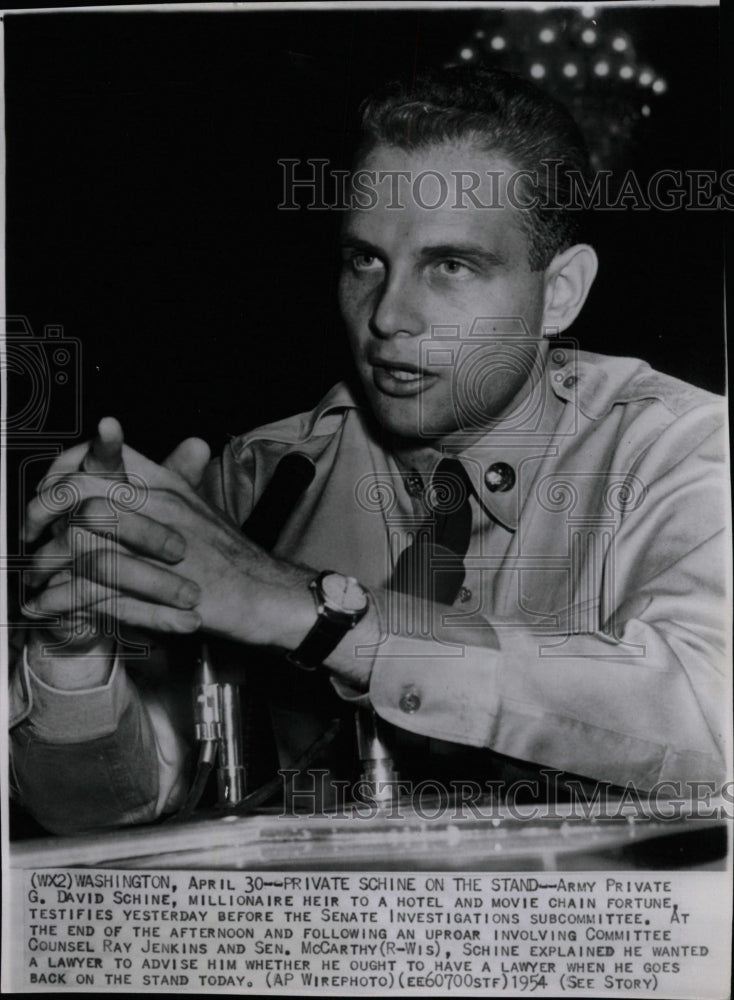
top-left (418, 243), bottom-right (509, 268)
top-left (339, 235), bottom-right (382, 254)
top-left (338, 237), bottom-right (510, 268)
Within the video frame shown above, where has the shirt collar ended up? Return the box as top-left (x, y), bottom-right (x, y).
top-left (312, 362), bottom-right (575, 533)
top-left (440, 360), bottom-right (570, 531)
top-left (308, 381), bottom-right (360, 425)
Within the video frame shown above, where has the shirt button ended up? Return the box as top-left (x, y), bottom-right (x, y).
top-left (563, 375), bottom-right (578, 388)
top-left (484, 462), bottom-right (516, 493)
top-left (399, 691), bottom-right (421, 714)
top-left (457, 586), bottom-right (472, 604)
top-left (403, 473), bottom-right (424, 498)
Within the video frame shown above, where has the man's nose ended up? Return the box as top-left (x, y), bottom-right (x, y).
top-left (370, 271), bottom-right (425, 339)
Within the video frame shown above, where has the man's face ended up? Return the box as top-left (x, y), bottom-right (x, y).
top-left (339, 141), bottom-right (548, 443)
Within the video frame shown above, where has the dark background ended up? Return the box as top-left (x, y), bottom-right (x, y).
top-left (4, 6), bottom-right (725, 469)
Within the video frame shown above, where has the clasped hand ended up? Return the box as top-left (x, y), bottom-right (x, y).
top-left (24, 419), bottom-right (312, 650)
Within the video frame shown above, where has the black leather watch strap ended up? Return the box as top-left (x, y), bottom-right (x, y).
top-left (287, 571), bottom-right (369, 672)
top-left (287, 614), bottom-right (353, 672)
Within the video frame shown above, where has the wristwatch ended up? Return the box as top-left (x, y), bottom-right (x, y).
top-left (287, 570), bottom-right (370, 671)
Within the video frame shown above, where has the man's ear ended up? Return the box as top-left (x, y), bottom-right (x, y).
top-left (542, 244), bottom-right (598, 335)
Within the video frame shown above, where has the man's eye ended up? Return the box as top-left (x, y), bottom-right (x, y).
top-left (349, 254), bottom-right (384, 272)
top-left (436, 259), bottom-right (472, 277)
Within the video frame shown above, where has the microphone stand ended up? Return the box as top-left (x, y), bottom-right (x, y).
top-left (192, 642), bottom-right (246, 808)
top-left (356, 708), bottom-right (399, 807)
top-left (190, 453), bottom-right (317, 812)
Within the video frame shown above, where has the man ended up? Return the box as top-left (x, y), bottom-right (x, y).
top-left (10, 68), bottom-right (728, 834)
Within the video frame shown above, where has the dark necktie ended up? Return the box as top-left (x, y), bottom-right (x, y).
top-left (390, 457), bottom-right (473, 606)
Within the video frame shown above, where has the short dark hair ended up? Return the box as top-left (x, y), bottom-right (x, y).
top-left (357, 66), bottom-right (590, 271)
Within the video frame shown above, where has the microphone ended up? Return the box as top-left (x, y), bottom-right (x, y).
top-left (204, 452), bottom-right (316, 808)
top-left (242, 453), bottom-right (316, 549)
top-left (246, 456), bottom-right (397, 809)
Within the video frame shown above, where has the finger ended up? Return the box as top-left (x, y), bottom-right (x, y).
top-left (28, 509), bottom-right (200, 597)
top-left (25, 472), bottom-right (142, 544)
top-left (116, 596), bottom-right (202, 634)
top-left (162, 438), bottom-right (211, 490)
top-left (27, 533), bottom-right (78, 588)
top-left (77, 436), bottom-right (207, 497)
top-left (30, 543), bottom-right (198, 609)
top-left (83, 417), bottom-right (124, 473)
top-left (106, 507), bottom-right (186, 564)
top-left (22, 577), bottom-right (92, 630)
top-left (27, 419), bottom-right (122, 493)
top-left (72, 501), bottom-right (187, 565)
top-left (28, 529), bottom-right (120, 589)
top-left (23, 442), bottom-right (96, 543)
top-left (25, 575), bottom-right (107, 615)
top-left (42, 441), bottom-right (94, 477)
top-left (26, 581), bottom-right (201, 634)
top-left (29, 558), bottom-right (199, 615)
top-left (119, 442), bottom-right (206, 494)
top-left (75, 549), bottom-right (201, 610)
top-left (21, 595), bottom-right (96, 641)
top-left (50, 515), bottom-right (69, 540)
top-left (27, 481), bottom-right (191, 558)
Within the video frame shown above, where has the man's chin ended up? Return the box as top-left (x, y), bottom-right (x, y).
top-left (367, 393), bottom-right (451, 444)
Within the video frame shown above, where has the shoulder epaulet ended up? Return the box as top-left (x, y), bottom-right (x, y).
top-left (552, 351), bottom-right (723, 421)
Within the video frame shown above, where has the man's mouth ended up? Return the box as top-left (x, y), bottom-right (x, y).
top-left (383, 367), bottom-right (423, 382)
top-left (370, 359), bottom-right (438, 396)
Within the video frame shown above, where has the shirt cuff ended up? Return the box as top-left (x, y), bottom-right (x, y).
top-left (329, 674), bottom-right (371, 706)
top-left (369, 632), bottom-right (500, 747)
top-left (11, 646), bottom-right (134, 744)
top-left (327, 581), bottom-right (384, 707)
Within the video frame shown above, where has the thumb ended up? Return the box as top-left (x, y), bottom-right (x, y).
top-left (162, 437), bottom-right (211, 490)
top-left (83, 417), bottom-right (124, 472)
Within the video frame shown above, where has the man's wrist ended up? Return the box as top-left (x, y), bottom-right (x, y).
top-left (322, 602), bottom-right (379, 691)
top-left (27, 629), bottom-right (115, 690)
top-left (259, 568), bottom-right (320, 651)
top-left (286, 571), bottom-right (369, 672)
top-left (251, 568), bottom-right (377, 691)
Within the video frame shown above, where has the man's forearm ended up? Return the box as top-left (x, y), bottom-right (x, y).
top-left (364, 613), bottom-right (727, 791)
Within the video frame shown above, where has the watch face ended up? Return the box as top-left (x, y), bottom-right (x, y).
top-left (321, 573), bottom-right (369, 615)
